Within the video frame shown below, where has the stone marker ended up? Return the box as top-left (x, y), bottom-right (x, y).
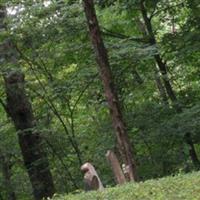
top-left (106, 150), bottom-right (126, 184)
top-left (81, 162), bottom-right (104, 191)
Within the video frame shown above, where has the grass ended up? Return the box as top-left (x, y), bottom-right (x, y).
top-left (52, 172), bottom-right (200, 200)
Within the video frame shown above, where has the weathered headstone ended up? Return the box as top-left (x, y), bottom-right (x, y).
top-left (106, 150), bottom-right (126, 184)
top-left (81, 162), bottom-right (104, 191)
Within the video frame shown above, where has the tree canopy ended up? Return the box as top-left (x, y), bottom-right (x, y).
top-left (0, 0), bottom-right (200, 199)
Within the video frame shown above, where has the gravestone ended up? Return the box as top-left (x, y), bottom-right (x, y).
top-left (81, 162), bottom-right (104, 191)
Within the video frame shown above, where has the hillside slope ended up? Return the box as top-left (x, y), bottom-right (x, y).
top-left (52, 172), bottom-right (200, 200)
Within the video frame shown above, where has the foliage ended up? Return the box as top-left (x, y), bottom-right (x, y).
top-left (0, 0), bottom-right (200, 199)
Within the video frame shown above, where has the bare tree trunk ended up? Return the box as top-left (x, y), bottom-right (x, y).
top-left (0, 193), bottom-right (3, 200)
top-left (0, 154), bottom-right (16, 200)
top-left (140, 0), bottom-right (177, 103)
top-left (0, 3), bottom-right (55, 199)
top-left (154, 69), bottom-right (168, 105)
top-left (135, 16), bottom-right (168, 104)
top-left (83, 0), bottom-right (138, 181)
top-left (3, 71), bottom-right (55, 200)
top-left (185, 133), bottom-right (200, 170)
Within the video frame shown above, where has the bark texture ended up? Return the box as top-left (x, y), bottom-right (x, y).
top-left (185, 133), bottom-right (200, 170)
top-left (0, 154), bottom-right (16, 200)
top-left (4, 71), bottom-right (55, 200)
top-left (83, 0), bottom-right (138, 181)
top-left (0, 3), bottom-right (55, 199)
top-left (154, 69), bottom-right (168, 105)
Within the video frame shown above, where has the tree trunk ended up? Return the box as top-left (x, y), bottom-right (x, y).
top-left (83, 0), bottom-right (138, 181)
top-left (135, 14), bottom-right (168, 104)
top-left (4, 71), bottom-right (55, 200)
top-left (139, 0), bottom-right (200, 168)
top-left (140, 0), bottom-right (177, 103)
top-left (132, 69), bottom-right (143, 85)
top-left (154, 69), bottom-right (168, 105)
top-left (0, 154), bottom-right (16, 200)
top-left (185, 133), bottom-right (200, 170)
top-left (0, 3), bottom-right (55, 199)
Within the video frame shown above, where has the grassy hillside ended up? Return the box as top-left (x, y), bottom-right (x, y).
top-left (52, 172), bottom-right (200, 200)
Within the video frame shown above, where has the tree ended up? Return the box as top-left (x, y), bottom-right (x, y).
top-left (0, 3), bottom-right (55, 200)
top-left (138, 0), bottom-right (200, 169)
top-left (0, 152), bottom-right (16, 200)
top-left (4, 71), bottom-right (55, 200)
top-left (83, 0), bottom-right (138, 181)
top-left (0, 0), bottom-right (200, 197)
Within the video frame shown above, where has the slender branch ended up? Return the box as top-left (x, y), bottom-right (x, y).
top-left (45, 139), bottom-right (78, 189)
top-left (30, 87), bottom-right (83, 166)
top-left (150, 2), bottom-right (185, 19)
top-left (72, 73), bottom-right (98, 114)
top-left (149, 3), bottom-right (159, 21)
top-left (102, 27), bottom-right (149, 43)
top-left (15, 43), bottom-right (84, 165)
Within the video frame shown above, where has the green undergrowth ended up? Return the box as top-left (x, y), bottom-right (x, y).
top-left (52, 172), bottom-right (200, 200)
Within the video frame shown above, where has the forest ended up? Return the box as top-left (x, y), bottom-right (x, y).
top-left (0, 0), bottom-right (200, 199)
